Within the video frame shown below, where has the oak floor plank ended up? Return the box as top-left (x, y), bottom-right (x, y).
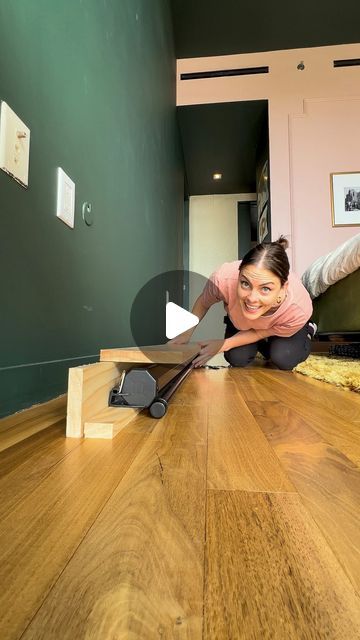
top-left (2, 365), bottom-right (360, 639)
top-left (0, 412), bottom-right (67, 452)
top-left (0, 421), bottom-right (72, 479)
top-left (235, 368), bottom-right (360, 467)
top-left (22, 404), bottom-right (208, 640)
top-left (0, 395), bottom-right (66, 441)
top-left (262, 367), bottom-right (360, 427)
top-left (270, 370), bottom-right (360, 465)
top-left (149, 401), bottom-right (208, 445)
top-left (207, 376), bottom-right (294, 492)
top-left (170, 368), bottom-right (234, 406)
top-left (205, 491), bottom-right (360, 640)
top-left (0, 421), bottom-right (83, 519)
top-left (228, 368), bottom-right (276, 401)
top-left (0, 425), bottom-right (152, 640)
top-left (247, 399), bottom-right (360, 593)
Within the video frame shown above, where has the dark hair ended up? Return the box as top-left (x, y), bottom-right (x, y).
top-left (239, 235), bottom-right (290, 286)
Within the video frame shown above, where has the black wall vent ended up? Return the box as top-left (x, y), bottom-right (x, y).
top-left (180, 66), bottom-right (269, 81)
top-left (333, 58), bottom-right (360, 68)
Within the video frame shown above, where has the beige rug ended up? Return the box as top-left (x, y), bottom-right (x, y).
top-left (294, 354), bottom-right (360, 393)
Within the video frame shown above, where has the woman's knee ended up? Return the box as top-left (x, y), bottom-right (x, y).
top-left (269, 340), bottom-right (311, 370)
top-left (224, 344), bottom-right (258, 368)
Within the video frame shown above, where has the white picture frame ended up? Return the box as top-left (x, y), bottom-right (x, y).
top-left (330, 171), bottom-right (360, 227)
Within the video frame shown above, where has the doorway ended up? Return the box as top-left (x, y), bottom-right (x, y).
top-left (237, 200), bottom-right (258, 258)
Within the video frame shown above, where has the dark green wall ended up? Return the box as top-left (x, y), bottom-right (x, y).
top-left (0, 0), bottom-right (184, 418)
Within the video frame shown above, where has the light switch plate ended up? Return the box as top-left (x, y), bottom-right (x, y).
top-left (0, 101), bottom-right (30, 187)
top-left (56, 167), bottom-right (75, 228)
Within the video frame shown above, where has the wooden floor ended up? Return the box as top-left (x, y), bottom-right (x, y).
top-left (1, 363), bottom-right (360, 639)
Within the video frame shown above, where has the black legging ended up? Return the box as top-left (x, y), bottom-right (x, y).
top-left (223, 315), bottom-right (312, 370)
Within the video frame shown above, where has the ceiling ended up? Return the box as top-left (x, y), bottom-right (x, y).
top-left (170, 0), bottom-right (360, 59)
top-left (177, 101), bottom-right (268, 195)
top-left (171, 0), bottom-right (360, 197)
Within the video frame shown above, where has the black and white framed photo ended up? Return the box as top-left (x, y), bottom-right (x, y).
top-left (258, 203), bottom-right (269, 243)
top-left (257, 160), bottom-right (269, 218)
top-left (330, 172), bottom-right (360, 227)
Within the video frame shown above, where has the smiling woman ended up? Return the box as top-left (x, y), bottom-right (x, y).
top-left (236, 237), bottom-right (290, 321)
top-left (169, 236), bottom-right (316, 370)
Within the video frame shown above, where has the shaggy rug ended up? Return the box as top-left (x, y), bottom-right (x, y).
top-left (293, 354), bottom-right (360, 393)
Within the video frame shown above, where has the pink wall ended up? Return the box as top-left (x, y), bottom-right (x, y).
top-left (177, 43), bottom-right (360, 275)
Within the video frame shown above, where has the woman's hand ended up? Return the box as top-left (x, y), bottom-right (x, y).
top-left (192, 339), bottom-right (225, 368)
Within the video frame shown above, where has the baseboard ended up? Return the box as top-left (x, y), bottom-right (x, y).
top-left (311, 342), bottom-right (332, 354)
top-left (312, 329), bottom-right (360, 354)
top-left (317, 332), bottom-right (360, 342)
top-left (0, 394), bottom-right (67, 453)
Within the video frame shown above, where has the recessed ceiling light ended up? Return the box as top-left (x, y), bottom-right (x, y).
top-left (213, 173), bottom-right (222, 180)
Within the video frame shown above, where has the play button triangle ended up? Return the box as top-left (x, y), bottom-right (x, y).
top-left (166, 302), bottom-right (199, 339)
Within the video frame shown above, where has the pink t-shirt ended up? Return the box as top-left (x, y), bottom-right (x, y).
top-left (201, 260), bottom-right (313, 338)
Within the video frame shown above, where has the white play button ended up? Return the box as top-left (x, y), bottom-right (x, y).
top-left (166, 302), bottom-right (199, 339)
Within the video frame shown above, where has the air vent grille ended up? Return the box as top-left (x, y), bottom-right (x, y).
top-left (180, 66), bottom-right (269, 81)
top-left (333, 58), bottom-right (360, 68)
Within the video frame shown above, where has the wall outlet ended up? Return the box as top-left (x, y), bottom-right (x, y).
top-left (56, 167), bottom-right (75, 228)
top-left (0, 101), bottom-right (30, 188)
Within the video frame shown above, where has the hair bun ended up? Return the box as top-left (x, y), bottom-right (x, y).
top-left (275, 235), bottom-right (289, 250)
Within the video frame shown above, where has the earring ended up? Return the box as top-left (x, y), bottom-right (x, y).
top-left (276, 296), bottom-right (282, 304)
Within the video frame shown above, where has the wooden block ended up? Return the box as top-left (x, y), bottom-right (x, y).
top-left (66, 360), bottom-right (187, 439)
top-left (66, 362), bottom-right (127, 438)
top-left (84, 406), bottom-right (140, 439)
top-left (100, 342), bottom-right (200, 364)
top-left (83, 362), bottom-right (194, 439)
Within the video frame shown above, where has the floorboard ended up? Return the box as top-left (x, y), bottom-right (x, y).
top-left (262, 369), bottom-right (360, 466)
top-left (207, 377), bottom-right (295, 492)
top-left (1, 364), bottom-right (360, 639)
top-left (204, 491), bottom-right (360, 639)
top-left (22, 405), bottom-right (207, 640)
top-left (0, 422), bottom-right (83, 519)
top-left (0, 396), bottom-right (67, 451)
top-left (0, 427), bottom-right (150, 640)
top-left (0, 421), bottom-right (72, 479)
top-left (248, 398), bottom-right (360, 593)
top-left (263, 367), bottom-right (360, 426)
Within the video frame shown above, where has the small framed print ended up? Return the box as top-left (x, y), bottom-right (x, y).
top-left (258, 203), bottom-right (269, 243)
top-left (330, 171), bottom-right (360, 227)
top-left (257, 160), bottom-right (269, 217)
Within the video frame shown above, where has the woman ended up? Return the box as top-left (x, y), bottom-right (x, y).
top-left (170, 236), bottom-right (316, 369)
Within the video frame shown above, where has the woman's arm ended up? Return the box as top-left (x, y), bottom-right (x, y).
top-left (167, 294), bottom-right (211, 344)
top-left (223, 328), bottom-right (274, 351)
top-left (192, 327), bottom-right (276, 367)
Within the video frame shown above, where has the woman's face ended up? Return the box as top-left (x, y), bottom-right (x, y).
top-left (237, 264), bottom-right (288, 319)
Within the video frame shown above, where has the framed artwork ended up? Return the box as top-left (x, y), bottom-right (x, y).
top-left (330, 171), bottom-right (360, 227)
top-left (258, 203), bottom-right (269, 243)
top-left (257, 160), bottom-right (269, 217)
